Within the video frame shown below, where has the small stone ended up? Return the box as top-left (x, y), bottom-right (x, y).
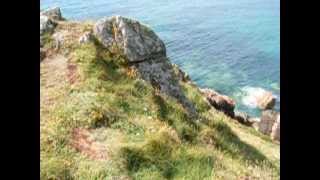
top-left (79, 31), bottom-right (93, 44)
top-left (52, 32), bottom-right (65, 50)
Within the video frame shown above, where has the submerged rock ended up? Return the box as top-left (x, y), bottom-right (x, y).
top-left (40, 7), bottom-right (63, 21)
top-left (93, 16), bottom-right (196, 117)
top-left (200, 88), bottom-right (235, 117)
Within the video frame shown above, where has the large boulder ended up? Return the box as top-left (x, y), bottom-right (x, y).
top-left (93, 16), bottom-right (196, 117)
top-left (256, 90), bottom-right (276, 110)
top-left (200, 88), bottom-right (235, 117)
top-left (258, 110), bottom-right (279, 135)
top-left (271, 114), bottom-right (280, 141)
top-left (93, 16), bottom-right (166, 63)
top-left (40, 7), bottom-right (63, 21)
top-left (242, 87), bottom-right (276, 110)
top-left (40, 15), bottom-right (56, 35)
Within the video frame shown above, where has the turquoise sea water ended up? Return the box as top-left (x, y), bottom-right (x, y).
top-left (41, 0), bottom-right (280, 117)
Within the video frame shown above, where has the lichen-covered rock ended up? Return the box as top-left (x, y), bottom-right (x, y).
top-left (93, 16), bottom-right (196, 117)
top-left (271, 114), bottom-right (280, 141)
top-left (79, 31), bottom-right (93, 44)
top-left (200, 88), bottom-right (235, 117)
top-left (40, 7), bottom-right (63, 21)
top-left (40, 15), bottom-right (56, 35)
top-left (93, 16), bottom-right (166, 62)
top-left (258, 110), bottom-right (279, 135)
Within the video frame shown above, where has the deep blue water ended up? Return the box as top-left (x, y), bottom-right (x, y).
top-left (41, 0), bottom-right (280, 117)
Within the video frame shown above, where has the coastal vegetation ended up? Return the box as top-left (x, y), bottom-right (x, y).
top-left (40, 9), bottom-right (279, 180)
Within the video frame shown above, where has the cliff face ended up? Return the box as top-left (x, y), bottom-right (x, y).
top-left (93, 16), bottom-right (197, 117)
top-left (40, 8), bottom-right (279, 180)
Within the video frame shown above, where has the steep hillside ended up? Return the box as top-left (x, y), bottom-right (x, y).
top-left (40, 11), bottom-right (279, 180)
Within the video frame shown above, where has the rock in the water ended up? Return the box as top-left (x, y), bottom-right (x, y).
top-left (93, 16), bottom-right (166, 62)
top-left (258, 110), bottom-right (279, 135)
top-left (257, 90), bottom-right (276, 110)
top-left (271, 114), bottom-right (280, 141)
top-left (93, 16), bottom-right (196, 117)
top-left (200, 88), bottom-right (235, 117)
top-left (40, 15), bottom-right (56, 35)
top-left (40, 7), bottom-right (63, 21)
top-left (79, 31), bottom-right (93, 44)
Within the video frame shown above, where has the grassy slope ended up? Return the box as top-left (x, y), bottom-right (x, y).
top-left (40, 21), bottom-right (280, 180)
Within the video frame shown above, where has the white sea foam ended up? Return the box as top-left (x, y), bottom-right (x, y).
top-left (241, 86), bottom-right (278, 108)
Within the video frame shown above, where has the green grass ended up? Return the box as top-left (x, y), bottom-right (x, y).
top-left (40, 21), bottom-right (280, 180)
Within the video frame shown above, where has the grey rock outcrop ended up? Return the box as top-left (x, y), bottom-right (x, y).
top-left (93, 16), bottom-right (166, 63)
top-left (271, 114), bottom-right (280, 141)
top-left (40, 7), bottom-right (63, 21)
top-left (40, 15), bottom-right (56, 35)
top-left (258, 110), bottom-right (279, 135)
top-left (93, 16), bottom-right (196, 117)
top-left (200, 88), bottom-right (235, 117)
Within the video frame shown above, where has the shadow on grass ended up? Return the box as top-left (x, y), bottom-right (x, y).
top-left (151, 91), bottom-right (201, 142)
top-left (120, 145), bottom-right (214, 180)
top-left (151, 91), bottom-right (170, 123)
top-left (213, 121), bottom-right (276, 168)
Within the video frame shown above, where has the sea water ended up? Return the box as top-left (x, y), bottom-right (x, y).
top-left (41, 0), bottom-right (280, 117)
